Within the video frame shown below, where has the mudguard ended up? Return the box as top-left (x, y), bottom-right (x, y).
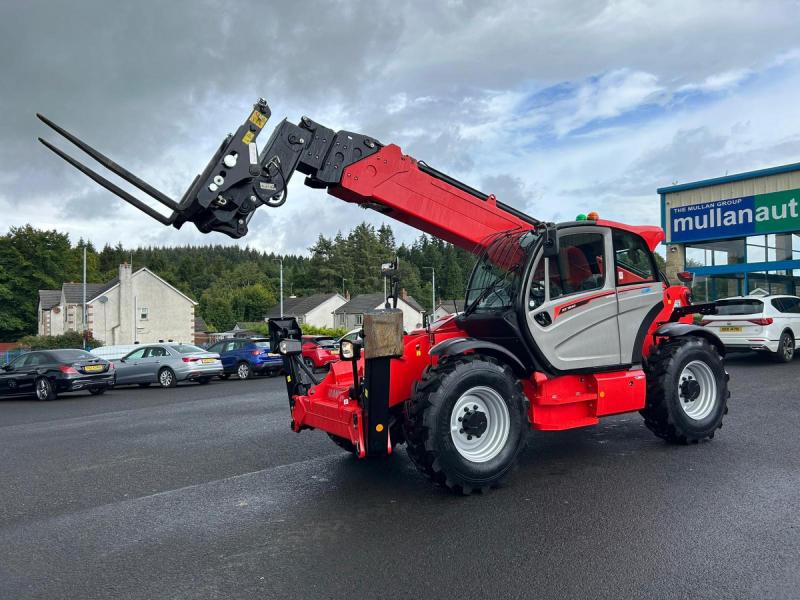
top-left (429, 337), bottom-right (528, 375)
top-left (653, 322), bottom-right (726, 356)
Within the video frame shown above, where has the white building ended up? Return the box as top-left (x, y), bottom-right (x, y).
top-left (38, 263), bottom-right (197, 345)
top-left (432, 299), bottom-right (464, 321)
top-left (263, 292), bottom-right (347, 329)
top-left (334, 292), bottom-right (425, 332)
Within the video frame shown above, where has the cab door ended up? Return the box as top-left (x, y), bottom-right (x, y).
top-left (612, 229), bottom-right (664, 364)
top-left (525, 227), bottom-right (622, 371)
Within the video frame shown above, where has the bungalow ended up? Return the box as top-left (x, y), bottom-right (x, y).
top-left (334, 291), bottom-right (425, 332)
top-left (263, 292), bottom-right (347, 329)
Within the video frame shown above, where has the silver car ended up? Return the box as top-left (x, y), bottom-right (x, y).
top-left (112, 343), bottom-right (223, 388)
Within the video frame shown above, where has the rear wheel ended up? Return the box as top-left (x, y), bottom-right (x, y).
top-left (404, 356), bottom-right (527, 494)
top-left (772, 331), bottom-right (795, 363)
top-left (35, 377), bottom-right (57, 401)
top-left (158, 367), bottom-right (177, 388)
top-left (642, 337), bottom-right (729, 443)
top-left (236, 362), bottom-right (251, 380)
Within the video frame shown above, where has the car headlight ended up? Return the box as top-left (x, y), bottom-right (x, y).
top-left (340, 340), bottom-right (354, 360)
top-left (279, 340), bottom-right (289, 354)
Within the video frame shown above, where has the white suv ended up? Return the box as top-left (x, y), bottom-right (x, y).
top-left (701, 295), bottom-right (800, 362)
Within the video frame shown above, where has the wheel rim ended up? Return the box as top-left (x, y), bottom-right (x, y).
top-left (450, 386), bottom-right (510, 463)
top-left (783, 336), bottom-right (794, 360)
top-left (678, 360), bottom-right (718, 420)
top-left (36, 379), bottom-right (49, 400)
top-left (238, 363), bottom-right (249, 378)
top-left (160, 370), bottom-right (172, 386)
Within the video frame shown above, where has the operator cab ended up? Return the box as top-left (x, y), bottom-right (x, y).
top-left (458, 217), bottom-right (664, 375)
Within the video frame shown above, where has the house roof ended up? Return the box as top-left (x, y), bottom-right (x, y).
top-left (263, 292), bottom-right (343, 319)
top-left (62, 282), bottom-right (112, 304)
top-left (194, 316), bottom-right (208, 332)
top-left (335, 293), bottom-right (425, 315)
top-left (436, 299), bottom-right (464, 312)
top-left (38, 289), bottom-right (62, 310)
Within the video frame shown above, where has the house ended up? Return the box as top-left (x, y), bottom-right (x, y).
top-left (432, 299), bottom-right (464, 321)
top-left (334, 291), bottom-right (425, 332)
top-left (38, 263), bottom-right (197, 345)
top-left (263, 292), bottom-right (346, 329)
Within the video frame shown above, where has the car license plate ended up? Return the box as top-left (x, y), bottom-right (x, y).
top-left (719, 326), bottom-right (742, 333)
top-left (83, 364), bottom-right (104, 372)
top-left (268, 353), bottom-right (279, 357)
top-left (201, 358), bottom-right (216, 364)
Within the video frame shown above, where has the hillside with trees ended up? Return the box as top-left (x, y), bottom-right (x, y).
top-left (0, 223), bottom-right (475, 341)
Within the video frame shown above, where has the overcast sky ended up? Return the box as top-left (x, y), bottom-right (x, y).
top-left (3, 0), bottom-right (800, 255)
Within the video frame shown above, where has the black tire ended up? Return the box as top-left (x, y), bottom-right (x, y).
top-left (34, 377), bottom-right (57, 401)
top-left (157, 367), bottom-right (177, 388)
top-left (218, 373), bottom-right (231, 380)
top-left (236, 361), bottom-right (252, 380)
top-left (89, 387), bottom-right (106, 396)
top-left (403, 356), bottom-right (527, 494)
top-left (642, 337), bottom-right (729, 444)
top-left (138, 382), bottom-right (151, 388)
top-left (327, 433), bottom-right (357, 454)
top-left (771, 330), bottom-right (795, 363)
top-left (197, 377), bottom-right (211, 385)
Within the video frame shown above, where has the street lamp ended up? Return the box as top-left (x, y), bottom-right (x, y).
top-left (423, 266), bottom-right (435, 316)
top-left (273, 258), bottom-right (284, 317)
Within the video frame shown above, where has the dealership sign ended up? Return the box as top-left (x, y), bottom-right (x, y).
top-left (669, 188), bottom-right (800, 242)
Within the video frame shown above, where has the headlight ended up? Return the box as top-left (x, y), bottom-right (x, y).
top-left (340, 340), bottom-right (354, 360)
top-left (279, 340), bottom-right (289, 354)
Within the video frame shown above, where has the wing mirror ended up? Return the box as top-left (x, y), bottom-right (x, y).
top-left (677, 271), bottom-right (694, 285)
top-left (541, 223), bottom-right (559, 258)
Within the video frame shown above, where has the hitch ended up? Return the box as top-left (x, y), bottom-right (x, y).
top-left (38, 98), bottom-right (381, 238)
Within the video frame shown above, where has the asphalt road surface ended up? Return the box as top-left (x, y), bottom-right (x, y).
top-left (1, 354), bottom-right (798, 600)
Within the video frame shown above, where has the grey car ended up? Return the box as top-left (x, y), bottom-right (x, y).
top-left (112, 343), bottom-right (223, 388)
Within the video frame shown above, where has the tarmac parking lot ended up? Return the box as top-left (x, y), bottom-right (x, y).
top-left (1, 354), bottom-right (798, 600)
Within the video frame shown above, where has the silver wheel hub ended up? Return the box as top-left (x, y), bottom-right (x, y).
top-left (450, 386), bottom-right (510, 463)
top-left (783, 336), bottom-right (794, 359)
top-left (238, 364), bottom-right (248, 377)
top-left (160, 370), bottom-right (171, 385)
top-left (678, 360), bottom-right (717, 420)
top-left (36, 379), bottom-right (48, 399)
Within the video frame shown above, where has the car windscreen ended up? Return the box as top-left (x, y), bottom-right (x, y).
top-left (171, 344), bottom-right (206, 354)
top-left (49, 349), bottom-right (94, 362)
top-left (715, 299), bottom-right (764, 315)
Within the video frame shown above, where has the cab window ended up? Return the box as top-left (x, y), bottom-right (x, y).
top-left (549, 233), bottom-right (606, 300)
top-left (613, 230), bottom-right (656, 285)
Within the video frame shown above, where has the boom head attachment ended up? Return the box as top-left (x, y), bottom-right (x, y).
top-left (38, 98), bottom-right (373, 238)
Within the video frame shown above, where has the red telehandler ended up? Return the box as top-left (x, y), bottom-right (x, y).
top-left (38, 99), bottom-right (729, 493)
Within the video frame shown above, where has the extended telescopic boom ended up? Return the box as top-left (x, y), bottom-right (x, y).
top-left (38, 98), bottom-right (537, 252)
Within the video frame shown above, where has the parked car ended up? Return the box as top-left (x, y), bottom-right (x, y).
top-left (301, 335), bottom-right (339, 370)
top-left (113, 343), bottom-right (222, 387)
top-left (205, 338), bottom-right (283, 379)
top-left (701, 294), bottom-right (800, 362)
top-left (0, 349), bottom-right (114, 400)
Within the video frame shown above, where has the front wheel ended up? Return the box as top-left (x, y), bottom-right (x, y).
top-left (404, 356), bottom-right (527, 494)
top-left (158, 368), bottom-right (177, 388)
top-left (642, 337), bottom-right (729, 444)
top-left (772, 331), bottom-right (795, 363)
top-left (35, 377), bottom-right (57, 401)
top-left (236, 362), bottom-right (251, 380)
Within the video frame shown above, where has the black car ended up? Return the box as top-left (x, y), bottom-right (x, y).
top-left (0, 349), bottom-right (115, 401)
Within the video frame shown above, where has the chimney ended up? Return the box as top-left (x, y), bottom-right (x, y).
top-left (118, 263), bottom-right (133, 344)
top-left (345, 290), bottom-right (350, 301)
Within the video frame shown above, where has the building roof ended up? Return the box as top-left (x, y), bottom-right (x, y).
top-left (194, 316), bottom-right (208, 332)
top-left (657, 160), bottom-right (800, 194)
top-left (335, 293), bottom-right (425, 315)
top-left (62, 282), bottom-right (112, 304)
top-left (436, 299), bottom-right (464, 312)
top-left (263, 292), bottom-right (342, 319)
top-left (38, 289), bottom-right (62, 310)
top-left (86, 268), bottom-right (197, 305)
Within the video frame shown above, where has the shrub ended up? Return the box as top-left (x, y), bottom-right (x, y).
top-left (17, 330), bottom-right (104, 350)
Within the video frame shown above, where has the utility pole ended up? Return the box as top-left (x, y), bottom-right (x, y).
top-left (423, 266), bottom-right (435, 316)
top-left (82, 246), bottom-right (87, 349)
top-left (342, 277), bottom-right (347, 297)
top-left (273, 258), bottom-right (284, 317)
